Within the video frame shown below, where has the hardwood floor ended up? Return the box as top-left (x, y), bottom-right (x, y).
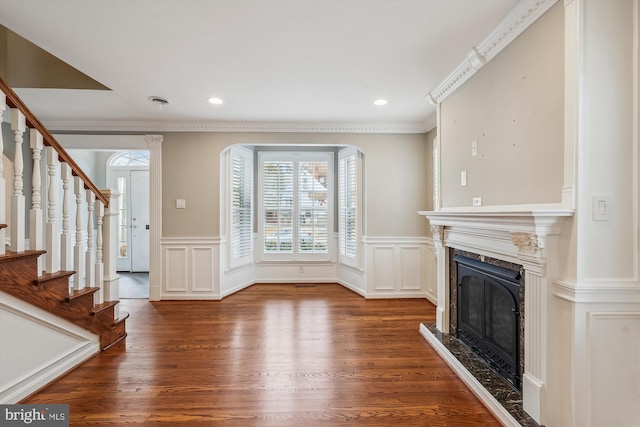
top-left (23, 284), bottom-right (500, 426)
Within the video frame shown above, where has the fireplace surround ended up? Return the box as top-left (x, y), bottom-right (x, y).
top-left (419, 207), bottom-right (572, 426)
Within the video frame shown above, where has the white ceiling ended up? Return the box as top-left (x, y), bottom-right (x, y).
top-left (0, 0), bottom-right (518, 132)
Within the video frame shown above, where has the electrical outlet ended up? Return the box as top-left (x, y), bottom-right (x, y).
top-left (472, 197), bottom-right (482, 207)
top-left (176, 199), bottom-right (186, 209)
top-left (471, 140), bottom-right (478, 157)
top-left (461, 170), bottom-right (467, 186)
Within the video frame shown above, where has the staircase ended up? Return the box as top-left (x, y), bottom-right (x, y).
top-left (0, 250), bottom-right (128, 350)
top-left (0, 77), bottom-right (127, 351)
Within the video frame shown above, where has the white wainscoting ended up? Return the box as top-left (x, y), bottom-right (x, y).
top-left (553, 281), bottom-right (640, 427)
top-left (161, 238), bottom-right (219, 299)
top-left (0, 292), bottom-right (99, 403)
top-left (363, 237), bottom-right (434, 299)
top-left (160, 236), bottom-right (434, 300)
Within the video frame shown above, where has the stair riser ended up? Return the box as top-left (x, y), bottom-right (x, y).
top-left (0, 257), bottom-right (38, 287)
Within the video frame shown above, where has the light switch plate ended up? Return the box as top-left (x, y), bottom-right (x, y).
top-left (461, 170), bottom-right (467, 186)
top-left (471, 140), bottom-right (478, 157)
top-left (592, 196), bottom-right (610, 221)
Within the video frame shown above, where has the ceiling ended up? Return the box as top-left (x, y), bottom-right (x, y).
top-left (0, 0), bottom-right (518, 133)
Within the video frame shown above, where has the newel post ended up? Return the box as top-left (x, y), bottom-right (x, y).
top-left (102, 190), bottom-right (120, 309)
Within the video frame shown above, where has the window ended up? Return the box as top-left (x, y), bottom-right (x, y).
top-left (110, 150), bottom-right (150, 166)
top-left (259, 151), bottom-right (332, 261)
top-left (338, 148), bottom-right (360, 268)
top-left (230, 148), bottom-right (253, 263)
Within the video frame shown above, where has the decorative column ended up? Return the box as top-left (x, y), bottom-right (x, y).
top-left (430, 224), bottom-right (449, 333)
top-left (147, 134), bottom-right (163, 301)
top-left (0, 95), bottom-right (6, 255)
top-left (73, 176), bottom-right (84, 290)
top-left (60, 163), bottom-right (73, 270)
top-left (95, 199), bottom-right (105, 304)
top-left (10, 109), bottom-right (25, 252)
top-left (511, 231), bottom-right (555, 425)
top-left (102, 190), bottom-right (120, 317)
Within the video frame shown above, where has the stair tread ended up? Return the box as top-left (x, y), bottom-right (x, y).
top-left (67, 287), bottom-right (100, 301)
top-left (0, 250), bottom-right (46, 264)
top-left (92, 300), bottom-right (119, 315)
top-left (36, 270), bottom-right (76, 284)
top-left (114, 311), bottom-right (130, 325)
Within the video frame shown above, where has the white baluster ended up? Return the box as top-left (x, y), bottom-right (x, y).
top-left (60, 163), bottom-right (73, 270)
top-left (85, 190), bottom-right (95, 288)
top-left (0, 94), bottom-right (6, 255)
top-left (45, 147), bottom-right (60, 273)
top-left (30, 130), bottom-right (44, 274)
top-left (73, 176), bottom-right (84, 290)
top-left (95, 199), bottom-right (105, 305)
top-left (10, 109), bottom-right (25, 252)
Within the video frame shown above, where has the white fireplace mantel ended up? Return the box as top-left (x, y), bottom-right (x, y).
top-left (418, 205), bottom-right (574, 425)
top-left (419, 205), bottom-right (573, 234)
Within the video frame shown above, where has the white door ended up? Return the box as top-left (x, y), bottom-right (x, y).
top-left (112, 169), bottom-right (149, 272)
top-left (131, 170), bottom-right (150, 272)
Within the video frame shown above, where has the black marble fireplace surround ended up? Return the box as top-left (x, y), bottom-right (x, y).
top-left (449, 249), bottom-right (526, 391)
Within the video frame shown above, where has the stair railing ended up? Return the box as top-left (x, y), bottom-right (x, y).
top-left (0, 76), bottom-right (118, 305)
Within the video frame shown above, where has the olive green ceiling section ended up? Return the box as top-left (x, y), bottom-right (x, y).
top-left (0, 25), bottom-right (109, 90)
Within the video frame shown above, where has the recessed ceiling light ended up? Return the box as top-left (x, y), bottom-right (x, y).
top-left (373, 99), bottom-right (388, 106)
top-left (208, 97), bottom-right (224, 105)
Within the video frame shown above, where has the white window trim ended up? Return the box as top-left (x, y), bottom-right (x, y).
top-left (257, 151), bottom-right (334, 263)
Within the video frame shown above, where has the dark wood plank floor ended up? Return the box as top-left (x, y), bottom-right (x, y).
top-left (23, 284), bottom-right (500, 426)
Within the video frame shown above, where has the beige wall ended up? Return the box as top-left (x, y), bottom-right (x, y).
top-left (161, 132), bottom-right (432, 238)
top-left (439, 3), bottom-right (564, 208)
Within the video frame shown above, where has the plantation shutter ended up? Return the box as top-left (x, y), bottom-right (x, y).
top-left (262, 160), bottom-right (294, 253)
top-left (298, 159), bottom-right (329, 254)
top-left (339, 149), bottom-right (358, 262)
top-left (259, 151), bottom-right (332, 261)
top-left (230, 148), bottom-right (253, 263)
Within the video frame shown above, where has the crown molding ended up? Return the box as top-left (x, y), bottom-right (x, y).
top-left (427, 0), bottom-right (559, 104)
top-left (41, 120), bottom-right (428, 134)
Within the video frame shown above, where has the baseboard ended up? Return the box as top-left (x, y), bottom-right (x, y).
top-left (0, 341), bottom-right (98, 403)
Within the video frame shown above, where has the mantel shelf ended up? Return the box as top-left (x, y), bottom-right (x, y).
top-left (419, 204), bottom-right (574, 236)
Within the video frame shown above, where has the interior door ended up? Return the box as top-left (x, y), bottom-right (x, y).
top-left (130, 170), bottom-right (150, 272)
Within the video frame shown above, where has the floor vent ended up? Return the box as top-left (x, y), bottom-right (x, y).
top-left (295, 283), bottom-right (317, 287)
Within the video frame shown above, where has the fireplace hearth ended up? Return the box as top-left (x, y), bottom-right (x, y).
top-left (455, 254), bottom-right (522, 390)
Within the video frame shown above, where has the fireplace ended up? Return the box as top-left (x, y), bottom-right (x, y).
top-left (455, 254), bottom-right (522, 389)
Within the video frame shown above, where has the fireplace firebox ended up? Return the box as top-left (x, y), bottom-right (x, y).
top-left (455, 254), bottom-right (522, 389)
